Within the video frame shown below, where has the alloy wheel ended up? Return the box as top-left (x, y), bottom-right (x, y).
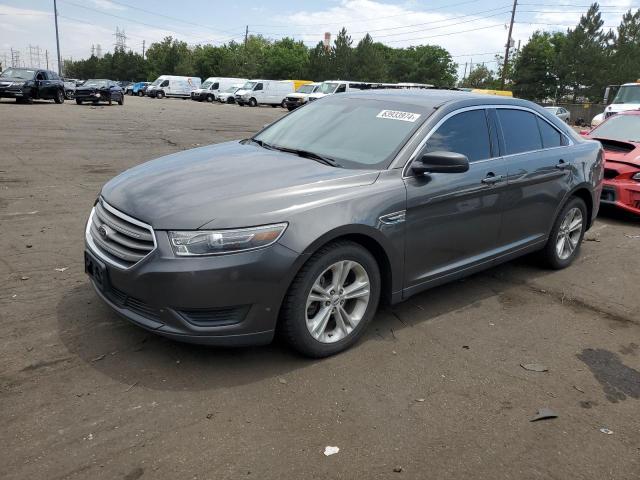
top-left (305, 260), bottom-right (370, 343)
top-left (556, 207), bottom-right (583, 260)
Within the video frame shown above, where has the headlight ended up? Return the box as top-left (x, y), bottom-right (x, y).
top-left (95, 93), bottom-right (101, 98)
top-left (632, 172), bottom-right (640, 181)
top-left (168, 223), bottom-right (287, 256)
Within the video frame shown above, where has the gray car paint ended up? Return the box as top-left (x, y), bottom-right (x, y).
top-left (89, 90), bottom-right (603, 346)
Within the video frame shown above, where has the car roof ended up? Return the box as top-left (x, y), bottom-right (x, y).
top-left (342, 88), bottom-right (535, 110)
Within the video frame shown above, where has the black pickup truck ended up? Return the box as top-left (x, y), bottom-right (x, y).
top-left (0, 67), bottom-right (66, 104)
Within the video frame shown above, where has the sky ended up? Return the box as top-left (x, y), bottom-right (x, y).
top-left (1, 0), bottom-right (638, 77)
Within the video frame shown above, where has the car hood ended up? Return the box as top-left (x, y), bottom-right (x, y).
top-left (593, 137), bottom-right (640, 167)
top-left (101, 141), bottom-right (380, 230)
top-left (0, 76), bottom-right (31, 84)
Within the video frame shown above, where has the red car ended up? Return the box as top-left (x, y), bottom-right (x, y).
top-left (583, 110), bottom-right (640, 215)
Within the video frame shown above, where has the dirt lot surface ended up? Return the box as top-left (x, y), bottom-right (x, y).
top-left (1, 95), bottom-right (640, 480)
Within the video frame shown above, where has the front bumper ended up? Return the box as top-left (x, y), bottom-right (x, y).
top-left (0, 88), bottom-right (26, 98)
top-left (602, 179), bottom-right (640, 215)
top-left (85, 232), bottom-right (303, 346)
top-left (284, 99), bottom-right (304, 109)
top-left (76, 92), bottom-right (109, 101)
top-left (190, 91), bottom-right (208, 101)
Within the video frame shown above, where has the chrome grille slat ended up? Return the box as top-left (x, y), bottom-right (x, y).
top-left (94, 201), bottom-right (153, 242)
top-left (86, 198), bottom-right (156, 269)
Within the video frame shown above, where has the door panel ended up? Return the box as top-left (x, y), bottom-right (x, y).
top-left (496, 109), bottom-right (572, 247)
top-left (403, 108), bottom-right (506, 291)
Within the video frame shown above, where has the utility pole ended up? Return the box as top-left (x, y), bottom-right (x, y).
top-left (501, 0), bottom-right (517, 90)
top-left (53, 0), bottom-right (63, 74)
top-left (244, 25), bottom-right (249, 49)
top-left (46, 50), bottom-right (49, 69)
top-left (142, 40), bottom-right (146, 59)
top-left (462, 62), bottom-right (468, 83)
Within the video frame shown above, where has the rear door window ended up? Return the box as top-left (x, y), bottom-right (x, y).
top-left (497, 109), bottom-right (543, 155)
top-left (423, 109), bottom-right (492, 162)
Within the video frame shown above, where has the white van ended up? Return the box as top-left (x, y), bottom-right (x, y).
top-left (235, 80), bottom-right (295, 107)
top-left (147, 75), bottom-right (202, 99)
top-left (191, 77), bottom-right (247, 102)
top-left (307, 80), bottom-right (369, 101)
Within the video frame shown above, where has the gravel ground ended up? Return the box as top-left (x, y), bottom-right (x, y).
top-left (1, 95), bottom-right (640, 480)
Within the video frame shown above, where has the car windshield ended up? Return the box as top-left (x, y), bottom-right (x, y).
top-left (84, 79), bottom-right (109, 87)
top-left (201, 81), bottom-right (213, 89)
top-left (242, 81), bottom-right (257, 90)
top-left (591, 114), bottom-right (640, 142)
top-left (1, 68), bottom-right (35, 80)
top-left (318, 82), bottom-right (339, 94)
top-left (612, 85), bottom-right (640, 104)
top-left (150, 78), bottom-right (163, 86)
top-left (296, 84), bottom-right (315, 94)
top-left (253, 96), bottom-right (429, 169)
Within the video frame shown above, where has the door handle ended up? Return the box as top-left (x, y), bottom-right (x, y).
top-left (556, 159), bottom-right (569, 170)
top-left (481, 174), bottom-right (504, 185)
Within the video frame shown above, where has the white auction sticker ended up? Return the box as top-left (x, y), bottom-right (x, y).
top-left (376, 110), bottom-right (421, 122)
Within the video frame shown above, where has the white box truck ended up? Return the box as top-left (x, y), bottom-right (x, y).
top-left (191, 77), bottom-right (247, 102)
top-left (234, 80), bottom-right (296, 107)
top-left (146, 75), bottom-right (202, 99)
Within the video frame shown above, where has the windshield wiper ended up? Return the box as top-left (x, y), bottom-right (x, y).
top-left (247, 139), bottom-right (342, 167)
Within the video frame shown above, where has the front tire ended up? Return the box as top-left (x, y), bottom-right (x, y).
top-left (280, 241), bottom-right (381, 357)
top-left (156, 91), bottom-right (164, 99)
top-left (76, 98), bottom-right (82, 105)
top-left (118, 94), bottom-right (124, 106)
top-left (248, 97), bottom-right (257, 107)
top-left (138, 90), bottom-right (144, 97)
top-left (541, 196), bottom-right (587, 269)
top-left (54, 89), bottom-right (64, 104)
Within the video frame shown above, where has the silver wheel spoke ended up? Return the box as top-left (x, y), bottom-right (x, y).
top-left (311, 307), bottom-right (332, 336)
top-left (334, 307), bottom-right (350, 336)
top-left (343, 281), bottom-right (370, 300)
top-left (556, 235), bottom-right (566, 257)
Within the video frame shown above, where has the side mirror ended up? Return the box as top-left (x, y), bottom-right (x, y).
top-left (412, 151), bottom-right (470, 175)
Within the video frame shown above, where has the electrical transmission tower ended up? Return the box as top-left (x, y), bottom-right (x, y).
top-left (11, 49), bottom-right (20, 68)
top-left (96, 44), bottom-right (103, 58)
top-left (29, 45), bottom-right (42, 68)
top-left (114, 27), bottom-right (127, 51)
top-left (91, 44), bottom-right (95, 57)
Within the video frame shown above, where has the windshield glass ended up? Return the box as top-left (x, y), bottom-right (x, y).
top-left (150, 77), bottom-right (163, 86)
top-left (318, 82), bottom-right (339, 94)
top-left (241, 81), bottom-right (257, 90)
top-left (83, 79), bottom-right (109, 87)
top-left (201, 80), bottom-right (213, 89)
top-left (1, 68), bottom-right (35, 80)
top-left (296, 84), bottom-right (315, 94)
top-left (254, 97), bottom-right (428, 169)
top-left (592, 114), bottom-right (640, 142)
top-left (612, 85), bottom-right (640, 104)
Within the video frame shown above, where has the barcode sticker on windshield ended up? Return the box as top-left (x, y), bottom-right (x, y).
top-left (377, 110), bottom-right (421, 122)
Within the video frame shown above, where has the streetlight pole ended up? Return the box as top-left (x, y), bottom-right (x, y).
top-left (53, 0), bottom-right (62, 74)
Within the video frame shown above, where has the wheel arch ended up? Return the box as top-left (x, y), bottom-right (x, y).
top-left (566, 185), bottom-right (595, 230)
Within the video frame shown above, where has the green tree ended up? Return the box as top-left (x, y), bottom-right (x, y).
top-left (353, 34), bottom-right (388, 81)
top-left (332, 28), bottom-right (353, 79)
top-left (461, 64), bottom-right (496, 89)
top-left (610, 9), bottom-right (640, 85)
top-left (390, 45), bottom-right (456, 87)
top-left (512, 31), bottom-right (558, 101)
top-left (145, 37), bottom-right (193, 79)
top-left (308, 42), bottom-right (334, 80)
top-left (263, 38), bottom-right (310, 79)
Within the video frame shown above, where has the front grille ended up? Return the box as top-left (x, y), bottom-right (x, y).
top-left (87, 198), bottom-right (156, 269)
top-left (178, 306), bottom-right (250, 327)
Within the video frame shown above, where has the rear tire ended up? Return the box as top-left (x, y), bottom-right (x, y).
top-left (138, 91), bottom-right (144, 97)
top-left (541, 196), bottom-right (587, 269)
top-left (280, 241), bottom-right (381, 358)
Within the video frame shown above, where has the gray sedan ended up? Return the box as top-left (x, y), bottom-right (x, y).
top-left (545, 106), bottom-right (571, 124)
top-left (85, 90), bottom-right (603, 357)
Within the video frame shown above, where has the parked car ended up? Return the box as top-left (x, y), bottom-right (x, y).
top-left (84, 90), bottom-right (603, 357)
top-left (126, 81), bottom-right (149, 96)
top-left (0, 67), bottom-right (65, 104)
top-left (75, 79), bottom-right (124, 105)
top-left (191, 77), bottom-right (248, 102)
top-left (284, 82), bottom-right (321, 111)
top-left (217, 85), bottom-right (243, 104)
top-left (581, 110), bottom-right (640, 215)
top-left (62, 77), bottom-right (76, 99)
top-left (235, 80), bottom-right (299, 107)
top-left (146, 75), bottom-right (201, 99)
top-left (544, 106), bottom-right (571, 123)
